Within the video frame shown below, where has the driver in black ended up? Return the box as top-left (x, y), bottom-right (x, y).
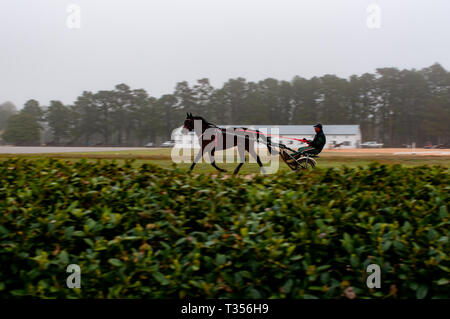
top-left (293, 123), bottom-right (326, 158)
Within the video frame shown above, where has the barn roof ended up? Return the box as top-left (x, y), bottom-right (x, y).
top-left (218, 125), bottom-right (360, 135)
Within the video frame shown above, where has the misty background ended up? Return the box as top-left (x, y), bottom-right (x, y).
top-left (2, 0), bottom-right (449, 106)
top-left (0, 0), bottom-right (449, 147)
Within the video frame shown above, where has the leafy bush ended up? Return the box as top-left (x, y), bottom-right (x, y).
top-left (0, 159), bottom-right (448, 298)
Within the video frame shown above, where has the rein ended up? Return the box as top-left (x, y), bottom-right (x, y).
top-left (185, 119), bottom-right (310, 151)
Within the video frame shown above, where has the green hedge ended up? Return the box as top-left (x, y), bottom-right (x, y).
top-left (0, 159), bottom-right (448, 298)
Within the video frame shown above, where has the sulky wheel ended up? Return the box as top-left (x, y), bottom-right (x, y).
top-left (280, 150), bottom-right (300, 171)
top-left (296, 157), bottom-right (316, 170)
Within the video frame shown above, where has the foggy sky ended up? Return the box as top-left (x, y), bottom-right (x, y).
top-left (1, 0), bottom-right (449, 108)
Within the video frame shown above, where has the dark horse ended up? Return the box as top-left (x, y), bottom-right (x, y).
top-left (182, 113), bottom-right (272, 174)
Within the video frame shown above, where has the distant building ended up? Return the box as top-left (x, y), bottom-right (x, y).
top-left (173, 125), bottom-right (361, 149)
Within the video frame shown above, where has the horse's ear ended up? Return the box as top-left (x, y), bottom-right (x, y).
top-left (189, 112), bottom-right (193, 118)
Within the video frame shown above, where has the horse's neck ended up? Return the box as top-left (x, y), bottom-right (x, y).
top-left (194, 123), bottom-right (208, 136)
top-left (196, 124), bottom-right (221, 139)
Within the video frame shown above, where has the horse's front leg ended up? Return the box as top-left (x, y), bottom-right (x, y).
top-left (209, 148), bottom-right (227, 173)
top-left (190, 147), bottom-right (204, 171)
top-left (233, 145), bottom-right (245, 175)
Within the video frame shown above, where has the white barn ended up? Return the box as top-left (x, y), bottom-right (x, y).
top-left (173, 125), bottom-right (361, 149)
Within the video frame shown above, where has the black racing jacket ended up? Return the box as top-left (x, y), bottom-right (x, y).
top-left (310, 130), bottom-right (326, 152)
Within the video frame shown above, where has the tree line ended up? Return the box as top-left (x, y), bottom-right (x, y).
top-left (1, 63), bottom-right (449, 147)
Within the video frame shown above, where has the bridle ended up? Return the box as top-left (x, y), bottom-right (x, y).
top-left (183, 118), bottom-right (194, 130)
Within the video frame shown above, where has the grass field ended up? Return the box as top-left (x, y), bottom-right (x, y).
top-left (0, 148), bottom-right (449, 173)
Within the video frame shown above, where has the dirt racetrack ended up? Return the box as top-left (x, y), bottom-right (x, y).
top-left (323, 148), bottom-right (450, 156)
top-left (0, 146), bottom-right (145, 154)
top-left (0, 146), bottom-right (449, 156)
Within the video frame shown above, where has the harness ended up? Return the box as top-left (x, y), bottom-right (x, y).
top-left (184, 119), bottom-right (318, 170)
top-left (185, 120), bottom-right (310, 153)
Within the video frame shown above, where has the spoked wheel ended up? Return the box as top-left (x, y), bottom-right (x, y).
top-left (296, 157), bottom-right (316, 170)
top-left (280, 149), bottom-right (317, 171)
top-left (280, 149), bottom-right (300, 171)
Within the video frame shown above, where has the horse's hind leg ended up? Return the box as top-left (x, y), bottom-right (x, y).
top-left (256, 155), bottom-right (265, 173)
top-left (233, 147), bottom-right (246, 175)
top-left (249, 146), bottom-right (266, 174)
top-left (211, 161), bottom-right (226, 172)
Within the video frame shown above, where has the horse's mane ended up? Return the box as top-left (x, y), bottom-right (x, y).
top-left (191, 115), bottom-right (214, 127)
top-left (190, 116), bottom-right (262, 134)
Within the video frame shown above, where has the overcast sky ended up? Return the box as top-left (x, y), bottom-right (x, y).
top-left (1, 0), bottom-right (449, 108)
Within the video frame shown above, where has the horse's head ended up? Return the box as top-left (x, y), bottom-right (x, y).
top-left (182, 112), bottom-right (195, 133)
top-left (183, 112), bottom-right (210, 134)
